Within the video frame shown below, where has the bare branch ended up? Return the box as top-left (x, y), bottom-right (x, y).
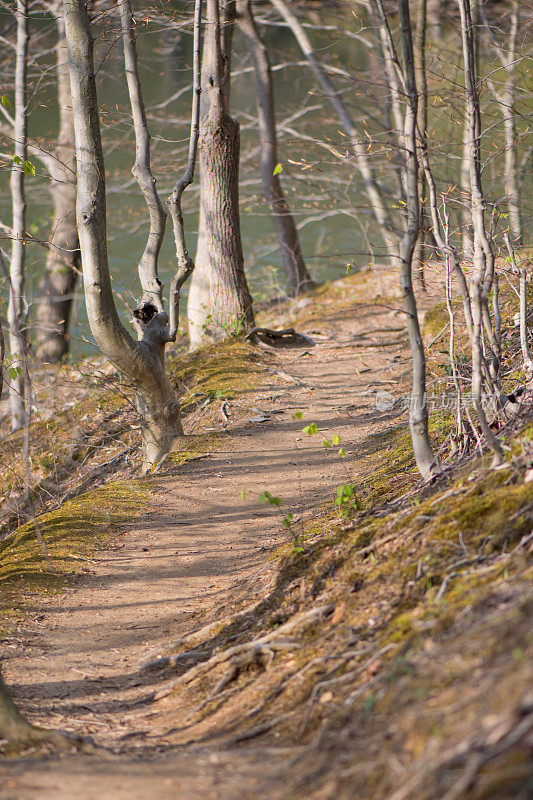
top-left (119, 0), bottom-right (167, 310)
top-left (166, 0), bottom-right (203, 341)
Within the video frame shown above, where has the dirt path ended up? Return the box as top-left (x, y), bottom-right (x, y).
top-left (1, 283), bottom-right (411, 799)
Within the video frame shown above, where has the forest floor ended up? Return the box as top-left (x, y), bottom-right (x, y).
top-left (0, 267), bottom-right (532, 799)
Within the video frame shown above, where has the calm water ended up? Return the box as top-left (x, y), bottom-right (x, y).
top-left (0, 4), bottom-right (530, 356)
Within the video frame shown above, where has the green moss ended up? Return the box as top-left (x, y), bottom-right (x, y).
top-left (0, 480), bottom-right (149, 629)
top-left (423, 302), bottom-right (449, 339)
top-left (167, 341), bottom-right (269, 412)
top-left (433, 480), bottom-right (533, 549)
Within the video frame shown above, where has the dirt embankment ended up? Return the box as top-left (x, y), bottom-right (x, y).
top-left (1, 268), bottom-right (532, 800)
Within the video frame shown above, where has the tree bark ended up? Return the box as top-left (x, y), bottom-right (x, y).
top-left (458, 0), bottom-right (503, 461)
top-left (34, 8), bottom-right (80, 363)
top-left (119, 0), bottom-right (167, 310)
top-left (7, 0), bottom-right (29, 430)
top-left (64, 0), bottom-right (185, 468)
top-left (236, 0), bottom-right (313, 296)
top-left (167, 0), bottom-right (202, 341)
top-left (187, 0), bottom-right (254, 349)
top-left (397, 0), bottom-right (436, 478)
top-left (460, 0), bottom-right (478, 261)
top-left (480, 0), bottom-right (522, 244)
top-left (0, 665), bottom-right (38, 743)
top-left (413, 0), bottom-right (429, 289)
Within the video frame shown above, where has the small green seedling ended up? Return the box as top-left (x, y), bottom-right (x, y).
top-left (259, 490), bottom-right (282, 507)
top-left (334, 483), bottom-right (359, 518)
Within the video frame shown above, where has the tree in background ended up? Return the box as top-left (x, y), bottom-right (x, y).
top-left (6, 0), bottom-right (29, 431)
top-left (236, 0), bottom-right (313, 296)
top-left (187, 0), bottom-right (254, 349)
top-left (34, 2), bottom-right (79, 363)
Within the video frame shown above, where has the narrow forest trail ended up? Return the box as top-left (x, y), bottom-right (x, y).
top-left (1, 275), bottom-right (415, 799)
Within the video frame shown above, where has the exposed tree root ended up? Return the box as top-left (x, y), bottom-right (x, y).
top-left (385, 703), bottom-right (533, 800)
top-left (150, 605), bottom-right (334, 702)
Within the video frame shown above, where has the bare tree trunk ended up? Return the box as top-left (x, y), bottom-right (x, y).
top-left (167, 0), bottom-right (202, 341)
top-left (0, 296), bottom-right (4, 396)
top-left (188, 0), bottom-right (254, 349)
top-left (458, 0), bottom-right (503, 461)
top-left (397, 0), bottom-right (436, 478)
top-left (480, 0), bottom-right (522, 244)
top-left (34, 8), bottom-right (80, 363)
top-left (460, 0), bottom-right (478, 261)
top-left (0, 665), bottom-right (38, 743)
top-left (269, 0), bottom-right (400, 262)
top-left (413, 0), bottom-right (429, 289)
top-left (221, 0), bottom-right (236, 104)
top-left (63, 0), bottom-right (192, 468)
top-left (7, 0), bottom-right (28, 431)
top-left (236, 0), bottom-right (312, 296)
top-left (119, 0), bottom-right (167, 310)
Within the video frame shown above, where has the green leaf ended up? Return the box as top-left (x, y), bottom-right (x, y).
top-left (8, 366), bottom-right (21, 380)
top-left (302, 423), bottom-right (318, 436)
top-left (293, 411), bottom-right (303, 420)
top-left (332, 435), bottom-right (340, 446)
top-left (273, 162), bottom-right (283, 176)
top-left (1, 94), bottom-right (11, 109)
top-left (12, 154), bottom-right (21, 165)
top-left (282, 513), bottom-right (293, 528)
top-left (322, 439), bottom-right (331, 448)
top-left (23, 160), bottom-right (35, 176)
top-left (338, 448), bottom-right (346, 458)
top-left (240, 489), bottom-right (246, 500)
top-left (259, 491), bottom-right (282, 507)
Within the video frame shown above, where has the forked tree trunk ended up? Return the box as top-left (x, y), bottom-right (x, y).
top-left (64, 0), bottom-right (185, 468)
top-left (34, 9), bottom-right (80, 362)
top-left (236, 0), bottom-right (312, 296)
top-left (7, 0), bottom-right (29, 431)
top-left (188, 0), bottom-right (254, 349)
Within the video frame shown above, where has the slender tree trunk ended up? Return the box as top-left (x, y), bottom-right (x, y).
top-left (34, 9), bottom-right (80, 363)
top-left (480, 0), bottom-right (522, 244)
top-left (0, 298), bottom-right (4, 396)
top-left (458, 0), bottom-right (503, 460)
top-left (460, 0), bottom-right (478, 261)
top-left (64, 0), bottom-right (185, 468)
top-left (413, 0), bottom-right (429, 289)
top-left (236, 0), bottom-right (312, 296)
top-left (188, 0), bottom-right (254, 349)
top-left (398, 0), bottom-right (436, 478)
top-left (119, 0), bottom-right (167, 309)
top-left (7, 0), bottom-right (29, 430)
top-left (269, 0), bottom-right (400, 262)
